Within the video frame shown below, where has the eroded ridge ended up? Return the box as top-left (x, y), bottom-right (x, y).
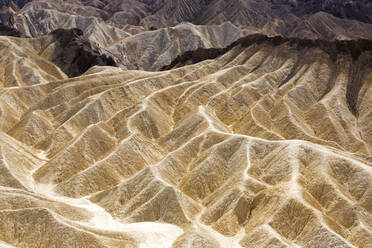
top-left (0, 35), bottom-right (371, 247)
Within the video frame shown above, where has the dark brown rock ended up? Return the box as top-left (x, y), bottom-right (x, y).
top-left (0, 23), bottom-right (25, 37)
top-left (43, 28), bottom-right (118, 77)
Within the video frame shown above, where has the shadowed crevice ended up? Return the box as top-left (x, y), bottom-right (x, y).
top-left (161, 34), bottom-right (372, 71)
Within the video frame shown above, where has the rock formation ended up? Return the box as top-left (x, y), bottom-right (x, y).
top-left (0, 0), bottom-right (371, 247)
top-left (0, 23), bottom-right (25, 37)
top-left (0, 31), bottom-right (371, 247)
top-left (106, 22), bottom-right (250, 71)
top-left (30, 28), bottom-right (118, 77)
top-left (1, 0), bottom-right (372, 40)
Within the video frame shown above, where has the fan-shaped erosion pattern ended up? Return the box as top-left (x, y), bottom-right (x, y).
top-left (0, 32), bottom-right (371, 247)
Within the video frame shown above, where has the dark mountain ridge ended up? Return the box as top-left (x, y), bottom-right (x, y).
top-left (162, 33), bottom-right (372, 71)
top-left (1, 0), bottom-right (372, 26)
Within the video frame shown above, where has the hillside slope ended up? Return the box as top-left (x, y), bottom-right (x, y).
top-left (1, 0), bottom-right (372, 40)
top-left (0, 34), bottom-right (371, 247)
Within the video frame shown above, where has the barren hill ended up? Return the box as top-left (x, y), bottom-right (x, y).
top-left (0, 32), bottom-right (371, 247)
top-left (0, 0), bottom-right (372, 247)
top-left (1, 0), bottom-right (372, 40)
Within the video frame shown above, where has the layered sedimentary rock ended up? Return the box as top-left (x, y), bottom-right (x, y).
top-left (107, 22), bottom-right (250, 71)
top-left (1, 0), bottom-right (372, 40)
top-left (3, 0), bottom-right (372, 25)
top-left (0, 32), bottom-right (371, 247)
top-left (29, 28), bottom-right (118, 77)
top-left (0, 22), bottom-right (251, 73)
top-left (0, 1), bottom-right (131, 46)
top-left (0, 23), bottom-right (25, 37)
top-left (0, 27), bottom-right (120, 77)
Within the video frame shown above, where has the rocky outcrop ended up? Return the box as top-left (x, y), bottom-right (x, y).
top-left (289, 0), bottom-right (372, 24)
top-left (0, 26), bottom-right (120, 78)
top-left (162, 34), bottom-right (372, 70)
top-left (1, 0), bottom-right (372, 41)
top-left (107, 22), bottom-right (250, 71)
top-left (1, 1), bottom-right (131, 46)
top-left (31, 28), bottom-right (118, 77)
top-left (0, 23), bottom-right (25, 37)
top-left (0, 0), bottom-right (30, 9)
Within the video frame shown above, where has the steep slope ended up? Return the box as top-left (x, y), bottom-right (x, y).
top-left (0, 34), bottom-right (371, 247)
top-left (1, 0), bottom-right (372, 40)
top-left (1, 1), bottom-right (131, 47)
top-left (0, 22), bottom-right (251, 73)
top-left (0, 23), bottom-right (25, 37)
top-left (3, 0), bottom-right (372, 25)
top-left (107, 22), bottom-right (250, 71)
top-left (0, 25), bottom-right (123, 78)
top-left (287, 0), bottom-right (372, 23)
top-left (28, 28), bottom-right (118, 77)
top-left (0, 35), bottom-right (66, 88)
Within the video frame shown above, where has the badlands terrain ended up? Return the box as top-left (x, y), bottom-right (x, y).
top-left (0, 0), bottom-right (371, 248)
